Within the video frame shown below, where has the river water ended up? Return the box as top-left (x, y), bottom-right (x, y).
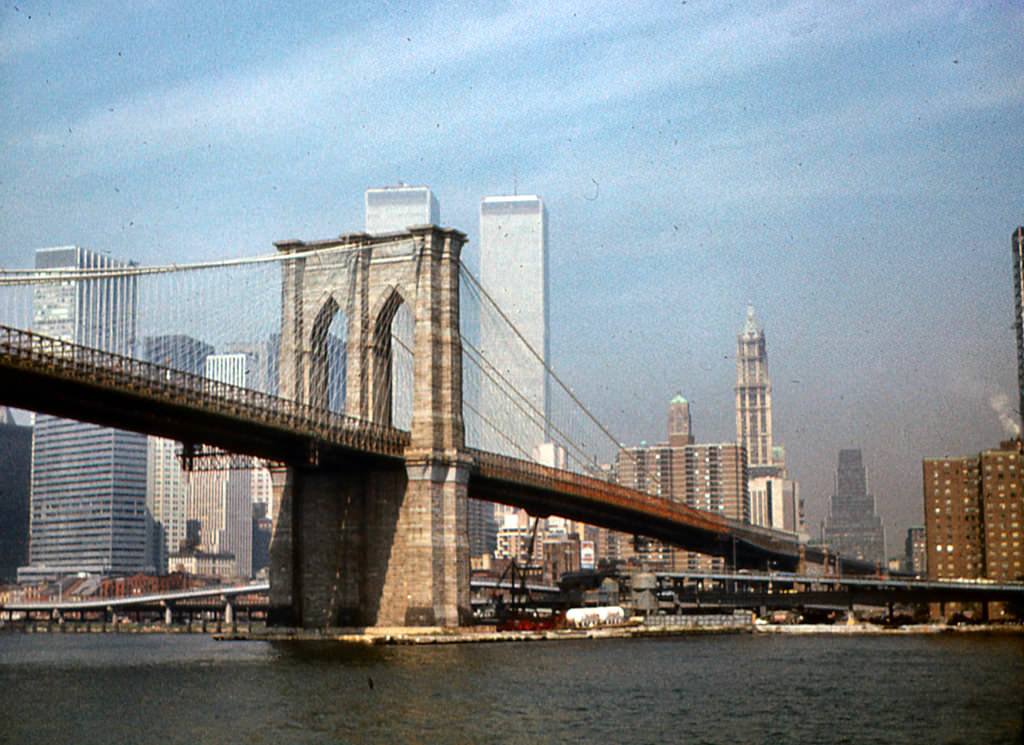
top-left (1, 631), bottom-right (1021, 744)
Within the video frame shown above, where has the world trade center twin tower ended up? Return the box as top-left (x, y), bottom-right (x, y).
top-left (365, 186), bottom-right (551, 461)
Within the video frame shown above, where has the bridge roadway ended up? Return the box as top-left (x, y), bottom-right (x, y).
top-left (1, 579), bottom-right (560, 617)
top-left (1, 582), bottom-right (271, 615)
top-left (638, 571), bottom-right (1024, 613)
top-left (0, 325), bottom-right (823, 573)
top-left (0, 325), bottom-right (408, 466)
top-left (5, 574), bottom-right (1019, 620)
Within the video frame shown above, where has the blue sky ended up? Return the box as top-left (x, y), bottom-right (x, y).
top-left (3, 0), bottom-right (1022, 554)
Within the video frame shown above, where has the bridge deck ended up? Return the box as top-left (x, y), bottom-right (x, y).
top-left (0, 325), bottom-right (408, 464)
top-left (469, 449), bottom-right (808, 570)
top-left (1, 325), bottom-right (821, 571)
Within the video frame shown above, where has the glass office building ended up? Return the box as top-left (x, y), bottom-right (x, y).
top-left (19, 247), bottom-right (148, 580)
top-left (365, 186), bottom-right (439, 235)
top-left (478, 195), bottom-right (550, 455)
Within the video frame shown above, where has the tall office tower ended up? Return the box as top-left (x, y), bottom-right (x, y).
top-left (365, 185), bottom-right (440, 235)
top-left (218, 335), bottom-right (289, 541)
top-left (977, 443), bottom-right (1024, 582)
top-left (616, 445), bottom-right (671, 498)
top-left (1013, 227), bottom-right (1024, 424)
top-left (475, 195), bottom-right (550, 563)
top-left (0, 408), bottom-right (32, 583)
top-left (20, 247), bottom-right (149, 582)
top-left (204, 352), bottom-right (250, 386)
top-left (675, 443), bottom-right (749, 521)
top-left (147, 440), bottom-right (185, 575)
top-left (141, 334), bottom-right (214, 378)
top-left (748, 476), bottom-right (800, 534)
top-left (141, 335), bottom-right (214, 573)
top-left (823, 449), bottom-right (886, 565)
top-left (668, 394), bottom-right (694, 447)
top-left (904, 526), bottom-right (926, 576)
top-left (185, 353), bottom-right (255, 578)
top-left (220, 338), bottom-right (284, 396)
top-left (467, 498), bottom-right (498, 559)
top-left (31, 246), bottom-right (137, 352)
top-left (611, 444), bottom-right (677, 570)
top-left (923, 456), bottom-right (982, 579)
top-left (735, 305), bottom-right (801, 533)
top-left (479, 195), bottom-right (550, 454)
top-left (735, 304), bottom-right (782, 477)
top-left (924, 441), bottom-right (1023, 587)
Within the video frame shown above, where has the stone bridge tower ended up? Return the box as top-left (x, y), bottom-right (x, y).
top-left (269, 225), bottom-right (470, 628)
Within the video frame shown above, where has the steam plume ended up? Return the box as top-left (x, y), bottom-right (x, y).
top-left (990, 393), bottom-right (1021, 438)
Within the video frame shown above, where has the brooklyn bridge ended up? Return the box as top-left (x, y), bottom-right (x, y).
top-left (1, 226), bottom-right (863, 628)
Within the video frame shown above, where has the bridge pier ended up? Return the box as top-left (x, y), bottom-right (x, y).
top-left (384, 455), bottom-right (470, 627)
top-left (269, 456), bottom-right (471, 629)
top-left (270, 226), bottom-right (471, 630)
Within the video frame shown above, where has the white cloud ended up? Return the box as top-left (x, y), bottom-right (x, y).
top-left (13, 2), bottom-right (908, 167)
top-left (9, 1), bottom-right (1019, 224)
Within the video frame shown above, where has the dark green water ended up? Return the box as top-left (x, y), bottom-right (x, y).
top-left (1, 632), bottom-right (1021, 744)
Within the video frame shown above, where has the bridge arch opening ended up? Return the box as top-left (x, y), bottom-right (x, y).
top-left (309, 295), bottom-right (347, 414)
top-left (370, 287), bottom-right (413, 431)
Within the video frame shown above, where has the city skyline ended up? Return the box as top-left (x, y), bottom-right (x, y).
top-left (476, 193), bottom-right (550, 562)
top-left (2, 3), bottom-right (1022, 554)
top-left (0, 212), bottom-right (1015, 566)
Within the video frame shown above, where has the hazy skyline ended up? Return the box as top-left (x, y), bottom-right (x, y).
top-left (3, 1), bottom-right (1022, 554)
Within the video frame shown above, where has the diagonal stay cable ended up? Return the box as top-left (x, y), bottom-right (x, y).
top-left (392, 329), bottom-right (587, 468)
top-left (393, 324), bottom-right (595, 472)
top-left (459, 263), bottom-right (640, 468)
top-left (462, 345), bottom-right (594, 472)
top-left (461, 338), bottom-right (597, 472)
top-left (461, 398), bottom-right (534, 461)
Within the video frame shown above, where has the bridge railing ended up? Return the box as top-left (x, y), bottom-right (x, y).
top-left (470, 448), bottom-right (731, 535)
top-left (470, 448), bottom-right (816, 564)
top-left (0, 325), bottom-right (409, 458)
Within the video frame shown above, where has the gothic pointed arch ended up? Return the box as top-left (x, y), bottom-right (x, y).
top-left (308, 294), bottom-right (341, 411)
top-left (369, 286), bottom-right (410, 427)
top-left (307, 290), bottom-right (349, 414)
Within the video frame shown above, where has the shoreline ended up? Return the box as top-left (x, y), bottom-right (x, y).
top-left (3, 620), bottom-right (1022, 643)
top-left (213, 621), bottom-right (1024, 645)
